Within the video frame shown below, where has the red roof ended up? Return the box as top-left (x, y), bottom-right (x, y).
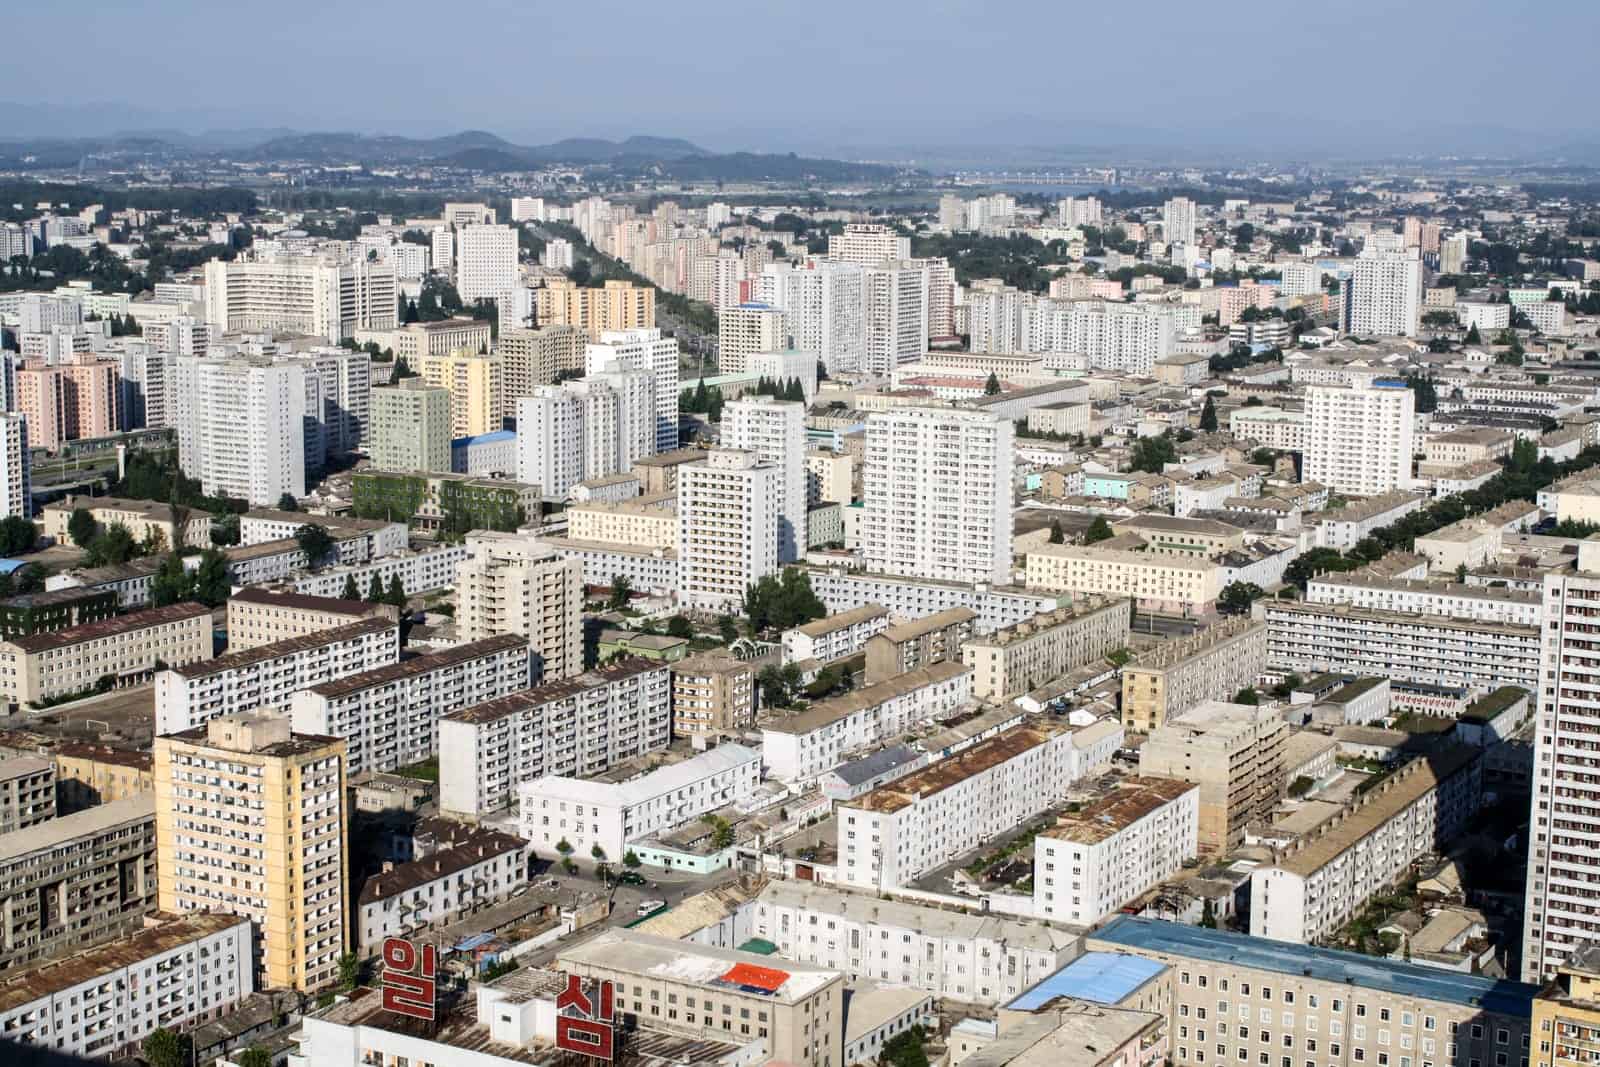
top-left (720, 963), bottom-right (789, 992)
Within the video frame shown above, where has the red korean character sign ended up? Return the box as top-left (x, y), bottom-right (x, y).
top-left (555, 973), bottom-right (616, 1061)
top-left (381, 937), bottom-right (437, 1021)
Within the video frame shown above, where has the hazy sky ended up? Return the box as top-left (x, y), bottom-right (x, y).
top-left (3, 0), bottom-right (1596, 155)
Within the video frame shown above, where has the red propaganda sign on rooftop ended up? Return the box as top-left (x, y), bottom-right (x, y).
top-left (381, 937), bottom-right (437, 1022)
top-left (556, 973), bottom-right (616, 1061)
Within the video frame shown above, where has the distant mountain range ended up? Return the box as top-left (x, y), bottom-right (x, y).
top-left (0, 121), bottom-right (906, 182)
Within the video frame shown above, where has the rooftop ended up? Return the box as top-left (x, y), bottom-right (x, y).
top-left (305, 635), bottom-right (527, 699)
top-left (846, 722), bottom-right (1067, 814)
top-left (5, 601), bottom-right (210, 653)
top-left (826, 745), bottom-right (922, 787)
top-left (0, 913), bottom-right (249, 1014)
top-left (359, 827), bottom-right (528, 904)
top-left (522, 743), bottom-right (758, 808)
top-left (0, 794), bottom-right (154, 861)
top-left (875, 606), bottom-right (978, 643)
top-left (170, 617), bottom-right (396, 679)
top-left (443, 657), bottom-right (666, 725)
top-left (762, 661), bottom-right (971, 736)
top-left (792, 603), bottom-right (890, 638)
top-left (558, 928), bottom-right (842, 1002)
top-left (1089, 915), bottom-right (1537, 1017)
top-left (759, 882), bottom-right (1079, 955)
top-left (1043, 777), bottom-right (1198, 845)
top-left (965, 600), bottom-right (1123, 649)
top-left (1122, 617), bottom-right (1264, 672)
top-left (1315, 491), bottom-right (1425, 525)
top-left (230, 586), bottom-right (383, 616)
top-left (1004, 951), bottom-right (1168, 1012)
top-left (1460, 685), bottom-right (1530, 724)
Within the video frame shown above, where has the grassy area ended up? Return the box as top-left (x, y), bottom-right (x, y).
top-left (394, 756), bottom-right (439, 783)
top-left (1330, 877), bottom-right (1420, 957)
top-left (1107, 648), bottom-right (1133, 668)
top-left (963, 820), bottom-right (1052, 878)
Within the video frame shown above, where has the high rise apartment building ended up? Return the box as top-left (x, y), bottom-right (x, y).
top-left (722, 397), bottom-right (807, 564)
top-left (1163, 196), bottom-right (1197, 247)
top-left (718, 303), bottom-right (787, 375)
top-left (678, 448), bottom-right (780, 612)
top-left (174, 356), bottom-right (308, 506)
top-left (455, 531), bottom-right (582, 680)
top-left (534, 279), bottom-right (655, 339)
top-left (1344, 249), bottom-right (1423, 338)
top-left (454, 224), bottom-right (517, 306)
top-left (516, 375), bottom-right (653, 497)
top-left (15, 356), bottom-right (119, 451)
top-left (1525, 538), bottom-right (1600, 981)
top-left (759, 261), bottom-right (865, 374)
top-left (419, 350), bottom-right (503, 438)
top-left (826, 222), bottom-right (911, 265)
top-left (863, 261), bottom-right (930, 375)
top-left (203, 256), bottom-right (397, 344)
top-left (0, 414), bottom-right (29, 519)
top-left (1303, 380), bottom-right (1416, 496)
top-left (584, 327), bottom-right (679, 452)
top-left (862, 407), bottom-right (1014, 585)
top-left (498, 324), bottom-right (584, 402)
top-left (368, 380), bottom-right (452, 473)
top-left (155, 714), bottom-right (348, 992)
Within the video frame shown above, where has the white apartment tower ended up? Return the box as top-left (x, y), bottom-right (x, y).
top-left (430, 227), bottom-right (453, 275)
top-left (1163, 197), bottom-right (1197, 247)
top-left (1345, 249), bottom-right (1423, 338)
top-left (1303, 381), bottom-right (1416, 497)
top-left (455, 532), bottom-right (583, 681)
top-left (723, 397), bottom-right (807, 563)
top-left (760, 262), bottom-right (865, 375)
top-left (678, 448), bottom-right (780, 612)
top-left (1524, 538), bottom-right (1600, 981)
top-left (826, 223), bottom-right (911, 266)
top-left (0, 414), bottom-right (29, 519)
top-left (455, 224), bottom-right (518, 307)
top-left (203, 257), bottom-right (396, 344)
top-left (862, 407), bottom-right (1014, 585)
top-left (584, 328), bottom-right (679, 452)
top-left (1441, 233), bottom-right (1469, 275)
top-left (175, 357), bottom-right (308, 506)
top-left (718, 304), bottom-right (787, 375)
top-left (515, 375), bottom-right (650, 498)
top-left (863, 262), bottom-right (930, 375)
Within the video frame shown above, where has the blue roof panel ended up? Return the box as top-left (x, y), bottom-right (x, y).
top-left (1092, 916), bottom-right (1538, 1016)
top-left (1006, 951), bottom-right (1167, 1011)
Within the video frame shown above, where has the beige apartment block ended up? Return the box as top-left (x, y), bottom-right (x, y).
top-left (1423, 426), bottom-right (1514, 466)
top-left (565, 491), bottom-right (677, 549)
top-left (535, 278), bottom-right (655, 339)
top-left (419, 349), bottom-right (503, 438)
top-left (1138, 699), bottom-right (1287, 853)
top-left (367, 379), bottom-right (452, 473)
top-left (155, 714), bottom-right (349, 993)
top-left (1026, 544), bottom-right (1222, 616)
top-left (805, 450), bottom-right (854, 507)
top-left (498, 324), bottom-right (584, 401)
top-left (226, 588), bottom-right (399, 652)
top-left (670, 650), bottom-right (757, 738)
top-left (961, 598), bottom-right (1129, 701)
top-left (455, 532), bottom-right (582, 680)
top-left (390, 317), bottom-right (492, 361)
top-left (41, 495), bottom-right (211, 551)
top-left (1119, 617), bottom-right (1268, 733)
top-left (51, 741), bottom-right (153, 812)
top-left (0, 602), bottom-right (213, 706)
top-left (864, 606), bottom-right (978, 684)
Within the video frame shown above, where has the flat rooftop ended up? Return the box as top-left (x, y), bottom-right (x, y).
top-left (0, 794), bottom-right (154, 861)
top-left (443, 657), bottom-right (665, 725)
top-left (172, 617), bottom-right (395, 679)
top-left (558, 928), bottom-right (841, 1002)
top-left (847, 722), bottom-right (1067, 814)
top-left (1042, 777), bottom-right (1197, 845)
top-left (1089, 915), bottom-right (1538, 1017)
top-left (6, 601), bottom-right (210, 653)
top-left (305, 635), bottom-right (527, 699)
top-left (762, 661), bottom-right (971, 737)
top-left (1005, 951), bottom-right (1167, 1012)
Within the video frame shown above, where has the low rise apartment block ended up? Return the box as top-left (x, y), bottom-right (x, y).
top-left (519, 743), bottom-right (760, 861)
top-left (290, 634), bottom-right (531, 776)
top-left (806, 566), bottom-right (1058, 635)
top-left (0, 756), bottom-right (55, 833)
top-left (1025, 545), bottom-right (1221, 616)
top-left (671, 650), bottom-right (757, 739)
top-left (1119, 618), bottom-right (1268, 732)
top-left (51, 742), bottom-right (153, 812)
top-left (1138, 699), bottom-right (1287, 853)
top-left (0, 912), bottom-right (253, 1061)
top-left (838, 721), bottom-right (1082, 890)
top-left (864, 606), bottom-right (977, 684)
top-left (1034, 777), bottom-right (1200, 925)
top-left (1256, 598), bottom-right (1540, 694)
top-left (1250, 746), bottom-right (1481, 943)
top-left (761, 661), bottom-right (974, 784)
top-left (154, 617), bottom-right (400, 734)
top-left (438, 658), bottom-right (672, 818)
top-left (749, 881), bottom-right (1077, 1005)
top-left (0, 796), bottom-right (158, 972)
top-left (961, 598), bottom-right (1128, 701)
top-left (564, 491), bottom-right (678, 548)
top-left (0, 602), bottom-right (213, 707)
top-left (356, 826), bottom-right (529, 950)
top-left (1305, 571), bottom-right (1542, 627)
top-left (781, 604), bottom-right (891, 666)
top-left (225, 587), bottom-right (399, 652)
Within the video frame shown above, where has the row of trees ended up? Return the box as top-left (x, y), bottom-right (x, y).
top-left (340, 572), bottom-right (409, 608)
top-left (679, 379), bottom-right (726, 421)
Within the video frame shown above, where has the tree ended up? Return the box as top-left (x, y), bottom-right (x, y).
top-left (983, 371), bottom-right (1001, 396)
top-left (590, 843), bottom-right (607, 863)
top-left (276, 492), bottom-right (299, 511)
top-left (1128, 434), bottom-right (1178, 473)
top-left (67, 507), bottom-right (97, 548)
top-left (607, 575), bottom-right (633, 609)
top-left (338, 951), bottom-right (360, 991)
top-left (367, 572), bottom-right (385, 602)
top-left (667, 615), bottom-right (693, 639)
top-left (235, 1047), bottom-right (273, 1067)
top-left (1217, 581), bottom-right (1265, 616)
top-left (556, 838), bottom-right (574, 858)
top-left (192, 548), bottom-right (232, 607)
top-left (150, 553), bottom-right (195, 607)
top-left (0, 515), bottom-right (35, 555)
top-left (386, 575), bottom-right (407, 608)
top-left (758, 664), bottom-right (793, 709)
top-left (295, 523), bottom-right (335, 570)
top-left (342, 574), bottom-right (360, 599)
top-left (1048, 519), bottom-right (1064, 544)
top-left (1083, 516), bottom-right (1114, 544)
top-left (623, 849), bottom-right (641, 870)
top-left (1233, 687), bottom-right (1260, 706)
top-left (1465, 322), bottom-right (1482, 344)
top-left (879, 1027), bottom-right (930, 1067)
top-left (143, 1028), bottom-right (189, 1067)
top-left (1198, 395), bottom-right (1218, 432)
top-left (718, 615), bottom-right (739, 644)
top-left (1455, 562), bottom-right (1468, 583)
top-left (86, 523), bottom-right (137, 566)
